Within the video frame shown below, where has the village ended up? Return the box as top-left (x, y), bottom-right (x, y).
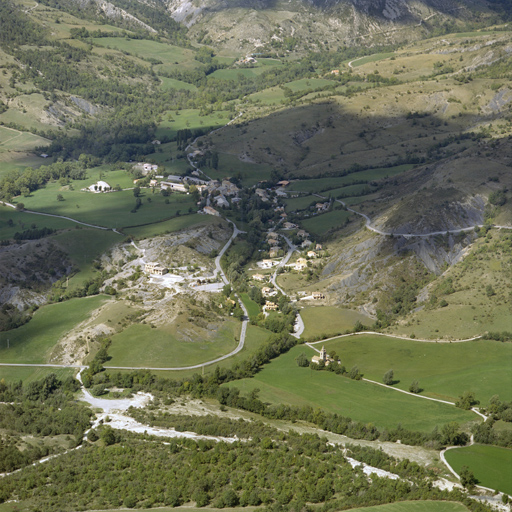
top-left (82, 157), bottom-right (333, 319)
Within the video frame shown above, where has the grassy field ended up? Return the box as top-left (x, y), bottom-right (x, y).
top-left (159, 77), bottom-right (198, 92)
top-left (0, 366), bottom-right (74, 384)
top-left (156, 109), bottom-right (231, 140)
top-left (247, 86), bottom-right (286, 105)
top-left (284, 78), bottom-right (334, 92)
top-left (0, 205), bottom-right (78, 240)
top-left (124, 213), bottom-right (220, 239)
top-left (0, 295), bottom-right (108, 363)
top-left (348, 502), bottom-right (469, 512)
top-left (301, 209), bottom-right (351, 235)
top-left (17, 181), bottom-right (196, 229)
top-left (284, 195), bottom-right (316, 212)
top-left (52, 228), bottom-right (122, 289)
top-left (0, 126), bottom-right (49, 152)
top-left (315, 335), bottom-right (512, 403)
top-left (241, 293), bottom-right (261, 319)
top-left (349, 53), bottom-right (395, 67)
top-left (444, 444), bottom-right (512, 495)
top-left (291, 165), bottom-right (414, 194)
top-left (107, 320), bottom-right (240, 368)
top-left (231, 345), bottom-right (477, 432)
top-left (301, 307), bottom-right (373, 339)
top-left (92, 38), bottom-right (199, 71)
top-left (202, 154), bottom-right (272, 187)
top-left (108, 324), bottom-right (273, 381)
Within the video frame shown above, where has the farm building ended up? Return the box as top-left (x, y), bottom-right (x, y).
top-left (87, 181), bottom-right (111, 193)
top-left (203, 206), bottom-right (220, 216)
top-left (144, 263), bottom-right (168, 276)
top-left (161, 182), bottom-right (187, 193)
top-left (312, 292), bottom-right (325, 300)
top-left (252, 274), bottom-right (265, 281)
top-left (269, 247), bottom-right (279, 258)
top-left (295, 258), bottom-right (308, 271)
top-left (264, 301), bottom-right (278, 311)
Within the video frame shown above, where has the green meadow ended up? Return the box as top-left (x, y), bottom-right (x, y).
top-left (159, 77), bottom-right (198, 92)
top-left (106, 320), bottom-right (240, 368)
top-left (349, 52), bottom-right (395, 67)
top-left (156, 109), bottom-right (231, 140)
top-left (284, 195), bottom-right (316, 212)
top-left (284, 78), bottom-right (334, 92)
top-left (315, 335), bottom-right (512, 403)
top-left (291, 165), bottom-right (414, 194)
top-left (241, 293), bottom-right (261, 319)
top-left (301, 209), bottom-right (351, 235)
top-left (52, 228), bottom-right (122, 289)
top-left (445, 444), bottom-right (512, 495)
top-left (248, 86), bottom-right (286, 105)
top-left (349, 502), bottom-right (469, 512)
top-left (92, 38), bottom-right (199, 71)
top-left (124, 213), bottom-right (219, 239)
top-left (0, 366), bottom-right (74, 384)
top-left (17, 182), bottom-right (196, 229)
top-left (301, 307), bottom-right (374, 339)
top-left (0, 295), bottom-right (109, 363)
top-left (231, 345), bottom-right (477, 432)
top-left (0, 205), bottom-right (77, 240)
top-left (203, 154), bottom-right (272, 186)
top-left (109, 324), bottom-right (274, 380)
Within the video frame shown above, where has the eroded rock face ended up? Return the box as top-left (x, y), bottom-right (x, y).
top-left (0, 239), bottom-right (71, 311)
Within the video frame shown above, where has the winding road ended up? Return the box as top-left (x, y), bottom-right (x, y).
top-left (311, 194), bottom-right (512, 237)
top-left (0, 200), bottom-right (123, 234)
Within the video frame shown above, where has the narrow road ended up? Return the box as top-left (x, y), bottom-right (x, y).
top-left (305, 342), bottom-right (489, 421)
top-left (270, 234), bottom-right (305, 338)
top-left (312, 194), bottom-right (512, 237)
top-left (0, 201), bottom-right (122, 234)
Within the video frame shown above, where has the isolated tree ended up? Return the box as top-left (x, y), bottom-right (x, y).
top-left (295, 353), bottom-right (309, 367)
top-left (57, 193), bottom-right (64, 201)
top-left (349, 365), bottom-right (361, 380)
top-left (409, 380), bottom-right (420, 393)
top-left (456, 391), bottom-right (479, 410)
top-left (16, 202), bottom-right (24, 211)
top-left (441, 422), bottom-right (468, 446)
top-left (383, 369), bottom-right (394, 385)
top-left (459, 466), bottom-right (477, 489)
top-left (133, 186), bottom-right (141, 197)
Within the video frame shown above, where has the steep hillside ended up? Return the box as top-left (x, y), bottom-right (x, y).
top-left (165, 0), bottom-right (503, 53)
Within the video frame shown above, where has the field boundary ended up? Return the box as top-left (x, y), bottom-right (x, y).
top-left (306, 330), bottom-right (484, 344)
top-left (305, 342), bottom-right (489, 420)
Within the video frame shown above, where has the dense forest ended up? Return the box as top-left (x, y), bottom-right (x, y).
top-left (0, 423), bottom-right (494, 512)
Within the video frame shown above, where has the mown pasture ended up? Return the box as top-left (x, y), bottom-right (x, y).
top-left (159, 77), bottom-right (198, 92)
top-left (124, 214), bottom-right (220, 239)
top-left (17, 181), bottom-right (197, 229)
top-left (301, 209), bottom-right (351, 235)
top-left (348, 502), bottom-right (470, 512)
top-left (0, 295), bottom-right (109, 364)
top-left (290, 164), bottom-right (414, 194)
top-left (91, 38), bottom-right (199, 71)
top-left (231, 345), bottom-right (477, 432)
top-left (315, 335), bottom-right (512, 403)
top-left (444, 444), bottom-right (512, 495)
top-left (300, 307), bottom-right (374, 339)
top-left (106, 320), bottom-right (240, 369)
top-left (108, 324), bottom-right (274, 381)
top-left (52, 228), bottom-right (122, 290)
top-left (202, 154), bottom-right (272, 186)
top-left (0, 205), bottom-right (77, 240)
top-left (0, 366), bottom-right (74, 384)
top-left (156, 108), bottom-right (231, 140)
